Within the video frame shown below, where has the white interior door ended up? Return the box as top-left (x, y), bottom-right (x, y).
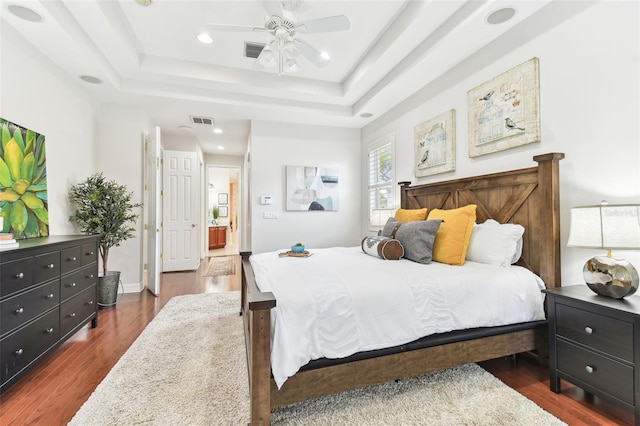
top-left (146, 126), bottom-right (162, 294)
top-left (163, 150), bottom-right (199, 271)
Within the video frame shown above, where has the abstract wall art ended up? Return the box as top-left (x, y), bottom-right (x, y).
top-left (286, 165), bottom-right (339, 211)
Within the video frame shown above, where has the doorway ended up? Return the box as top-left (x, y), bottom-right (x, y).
top-left (206, 165), bottom-right (241, 257)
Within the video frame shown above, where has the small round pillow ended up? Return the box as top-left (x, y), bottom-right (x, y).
top-left (361, 236), bottom-right (404, 260)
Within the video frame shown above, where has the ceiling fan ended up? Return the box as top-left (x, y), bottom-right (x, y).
top-left (207, 0), bottom-right (350, 76)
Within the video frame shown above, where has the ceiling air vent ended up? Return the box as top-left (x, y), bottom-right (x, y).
top-left (244, 42), bottom-right (265, 59)
top-left (189, 116), bottom-right (215, 126)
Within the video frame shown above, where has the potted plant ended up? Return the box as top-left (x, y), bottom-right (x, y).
top-left (212, 206), bottom-right (219, 224)
top-left (68, 173), bottom-right (141, 307)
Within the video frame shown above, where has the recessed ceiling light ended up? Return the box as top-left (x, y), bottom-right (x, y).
top-left (360, 112), bottom-right (373, 118)
top-left (486, 7), bottom-right (516, 25)
top-left (79, 75), bottom-right (102, 84)
top-left (213, 128), bottom-right (223, 134)
top-left (178, 125), bottom-right (192, 131)
top-left (217, 145), bottom-right (225, 150)
top-left (135, 0), bottom-right (152, 6)
top-left (320, 52), bottom-right (331, 61)
top-left (8, 5), bottom-right (43, 22)
top-left (197, 32), bottom-right (213, 44)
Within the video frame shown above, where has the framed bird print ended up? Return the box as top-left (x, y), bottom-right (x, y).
top-left (414, 109), bottom-right (455, 177)
top-left (467, 57), bottom-right (540, 157)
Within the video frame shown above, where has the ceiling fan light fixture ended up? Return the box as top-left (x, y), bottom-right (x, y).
top-left (285, 58), bottom-right (300, 73)
top-left (259, 47), bottom-right (277, 67)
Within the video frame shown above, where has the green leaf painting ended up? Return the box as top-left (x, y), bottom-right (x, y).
top-left (0, 118), bottom-right (49, 238)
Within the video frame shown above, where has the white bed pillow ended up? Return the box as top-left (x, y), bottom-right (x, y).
top-left (465, 219), bottom-right (524, 266)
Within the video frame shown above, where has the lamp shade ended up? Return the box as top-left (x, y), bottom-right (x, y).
top-left (567, 204), bottom-right (640, 249)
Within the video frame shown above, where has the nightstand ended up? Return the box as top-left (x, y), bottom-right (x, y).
top-left (544, 285), bottom-right (640, 423)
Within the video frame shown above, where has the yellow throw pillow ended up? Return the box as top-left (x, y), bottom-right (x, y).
top-left (394, 208), bottom-right (428, 222)
top-left (427, 205), bottom-right (477, 265)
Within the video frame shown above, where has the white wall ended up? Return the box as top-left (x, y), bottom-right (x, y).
top-left (1, 23), bottom-right (153, 292)
top-left (97, 104), bottom-right (150, 291)
top-left (0, 23), bottom-right (98, 235)
top-left (362, 1), bottom-right (640, 286)
top-left (250, 120), bottom-right (361, 253)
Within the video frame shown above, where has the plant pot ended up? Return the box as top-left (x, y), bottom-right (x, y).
top-left (98, 271), bottom-right (121, 308)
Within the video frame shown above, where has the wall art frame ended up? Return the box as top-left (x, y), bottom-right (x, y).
top-left (467, 57), bottom-right (540, 157)
top-left (0, 117), bottom-right (49, 238)
top-left (218, 192), bottom-right (228, 205)
top-left (218, 205), bottom-right (228, 217)
top-left (414, 109), bottom-right (456, 177)
top-left (285, 165), bottom-right (339, 211)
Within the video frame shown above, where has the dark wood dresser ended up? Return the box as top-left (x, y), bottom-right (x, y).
top-left (0, 235), bottom-right (99, 393)
top-left (544, 285), bottom-right (640, 423)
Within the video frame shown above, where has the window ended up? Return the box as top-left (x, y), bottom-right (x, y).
top-left (368, 134), bottom-right (394, 228)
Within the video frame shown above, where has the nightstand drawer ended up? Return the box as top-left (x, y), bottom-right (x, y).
top-left (557, 339), bottom-right (634, 406)
top-left (556, 302), bottom-right (633, 362)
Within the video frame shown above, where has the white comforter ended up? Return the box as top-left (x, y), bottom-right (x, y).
top-left (250, 246), bottom-right (546, 388)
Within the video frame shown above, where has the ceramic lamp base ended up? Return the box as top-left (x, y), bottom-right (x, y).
top-left (583, 256), bottom-right (639, 299)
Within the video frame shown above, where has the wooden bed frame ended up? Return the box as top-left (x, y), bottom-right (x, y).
top-left (240, 152), bottom-right (564, 425)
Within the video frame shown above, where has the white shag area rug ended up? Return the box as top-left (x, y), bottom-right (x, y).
top-left (69, 291), bottom-right (565, 426)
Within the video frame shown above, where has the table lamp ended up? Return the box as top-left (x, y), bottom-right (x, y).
top-left (567, 202), bottom-right (640, 298)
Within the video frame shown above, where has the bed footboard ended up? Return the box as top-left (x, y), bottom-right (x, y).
top-left (240, 251), bottom-right (275, 426)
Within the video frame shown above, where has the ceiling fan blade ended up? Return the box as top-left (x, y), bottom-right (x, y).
top-left (207, 24), bottom-right (265, 33)
top-left (297, 39), bottom-right (330, 68)
top-left (296, 15), bottom-right (350, 33)
top-left (262, 0), bottom-right (283, 18)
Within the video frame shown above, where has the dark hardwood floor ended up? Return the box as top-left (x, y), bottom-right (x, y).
top-left (0, 255), bottom-right (633, 425)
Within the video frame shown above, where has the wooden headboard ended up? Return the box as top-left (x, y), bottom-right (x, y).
top-left (399, 152), bottom-right (564, 289)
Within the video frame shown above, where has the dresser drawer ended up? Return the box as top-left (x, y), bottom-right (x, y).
top-left (60, 265), bottom-right (98, 301)
top-left (60, 286), bottom-right (96, 338)
top-left (557, 339), bottom-right (634, 405)
top-left (34, 251), bottom-right (60, 285)
top-left (0, 280), bottom-right (59, 336)
top-left (81, 242), bottom-right (98, 266)
top-left (61, 246), bottom-right (82, 274)
top-left (0, 308), bottom-right (59, 384)
top-left (0, 258), bottom-right (34, 297)
top-left (556, 303), bottom-right (633, 362)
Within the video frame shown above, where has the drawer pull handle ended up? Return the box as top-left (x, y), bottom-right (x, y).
top-left (69, 256), bottom-right (77, 261)
top-left (585, 326), bottom-right (593, 334)
top-left (15, 348), bottom-right (24, 356)
top-left (15, 272), bottom-right (24, 279)
top-left (46, 327), bottom-right (54, 334)
top-left (47, 263), bottom-right (55, 269)
top-left (69, 312), bottom-right (76, 317)
top-left (88, 274), bottom-right (95, 278)
top-left (46, 293), bottom-right (55, 299)
top-left (585, 365), bottom-right (595, 374)
top-left (87, 300), bottom-right (94, 305)
top-left (69, 282), bottom-right (77, 287)
top-left (15, 307), bottom-right (24, 314)
top-left (87, 251), bottom-right (95, 255)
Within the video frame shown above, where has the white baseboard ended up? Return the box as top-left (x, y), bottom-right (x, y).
top-left (121, 281), bottom-right (143, 294)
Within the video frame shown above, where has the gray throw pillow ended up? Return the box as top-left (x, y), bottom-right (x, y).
top-left (381, 217), bottom-right (443, 264)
